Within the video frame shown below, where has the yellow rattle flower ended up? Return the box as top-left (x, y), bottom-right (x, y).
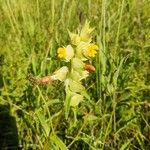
top-left (57, 45), bottom-right (74, 62)
top-left (57, 47), bottom-right (66, 58)
top-left (83, 44), bottom-right (98, 58)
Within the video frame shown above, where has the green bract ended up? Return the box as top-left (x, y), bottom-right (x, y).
top-left (70, 70), bottom-right (89, 81)
top-left (70, 94), bottom-right (83, 107)
top-left (80, 21), bottom-right (94, 43)
top-left (53, 66), bottom-right (68, 81)
top-left (69, 21), bottom-right (94, 45)
top-left (68, 79), bottom-right (85, 93)
top-left (68, 31), bottom-right (80, 46)
top-left (72, 58), bottom-right (84, 71)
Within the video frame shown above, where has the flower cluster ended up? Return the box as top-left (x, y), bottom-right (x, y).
top-left (54, 21), bottom-right (99, 111)
top-left (57, 22), bottom-right (98, 62)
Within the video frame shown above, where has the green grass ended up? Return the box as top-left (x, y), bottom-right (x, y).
top-left (0, 0), bottom-right (150, 149)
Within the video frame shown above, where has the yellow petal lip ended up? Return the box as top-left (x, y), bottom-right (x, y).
top-left (81, 43), bottom-right (98, 59)
top-left (57, 47), bottom-right (66, 58)
top-left (57, 45), bottom-right (74, 62)
top-left (87, 44), bottom-right (98, 58)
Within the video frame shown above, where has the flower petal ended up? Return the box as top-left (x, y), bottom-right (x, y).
top-left (65, 45), bottom-right (74, 62)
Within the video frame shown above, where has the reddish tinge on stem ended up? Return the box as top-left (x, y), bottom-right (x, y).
top-left (28, 74), bottom-right (53, 85)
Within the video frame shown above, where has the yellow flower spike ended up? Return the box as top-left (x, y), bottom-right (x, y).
top-left (57, 45), bottom-right (74, 62)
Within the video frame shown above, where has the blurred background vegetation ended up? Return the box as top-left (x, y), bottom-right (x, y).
top-left (0, 0), bottom-right (150, 149)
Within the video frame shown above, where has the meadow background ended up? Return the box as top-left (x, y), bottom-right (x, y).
top-left (0, 0), bottom-right (150, 149)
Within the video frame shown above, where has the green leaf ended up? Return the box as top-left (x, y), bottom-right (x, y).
top-left (113, 58), bottom-right (125, 88)
top-left (120, 139), bottom-right (132, 150)
top-left (84, 114), bottom-right (98, 123)
top-left (50, 134), bottom-right (68, 150)
top-left (64, 90), bottom-right (72, 120)
top-left (35, 110), bottom-right (50, 137)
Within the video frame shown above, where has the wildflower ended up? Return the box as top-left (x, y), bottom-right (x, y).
top-left (57, 48), bottom-right (66, 58)
top-left (52, 66), bottom-right (68, 81)
top-left (76, 42), bottom-right (98, 60)
top-left (69, 79), bottom-right (85, 93)
top-left (83, 44), bottom-right (98, 58)
top-left (81, 70), bottom-right (89, 79)
top-left (57, 45), bottom-right (74, 62)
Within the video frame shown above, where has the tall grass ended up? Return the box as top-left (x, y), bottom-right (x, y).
top-left (0, 0), bottom-right (150, 149)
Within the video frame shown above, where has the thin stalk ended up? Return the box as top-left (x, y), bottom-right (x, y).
top-left (6, 0), bottom-right (20, 34)
top-left (67, 120), bottom-right (86, 148)
top-left (115, 0), bottom-right (125, 54)
top-left (37, 86), bottom-right (55, 134)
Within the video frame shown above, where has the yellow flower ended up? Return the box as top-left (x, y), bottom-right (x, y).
top-left (57, 48), bottom-right (66, 58)
top-left (83, 44), bottom-right (98, 58)
top-left (57, 45), bottom-right (74, 62)
top-left (87, 44), bottom-right (98, 57)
